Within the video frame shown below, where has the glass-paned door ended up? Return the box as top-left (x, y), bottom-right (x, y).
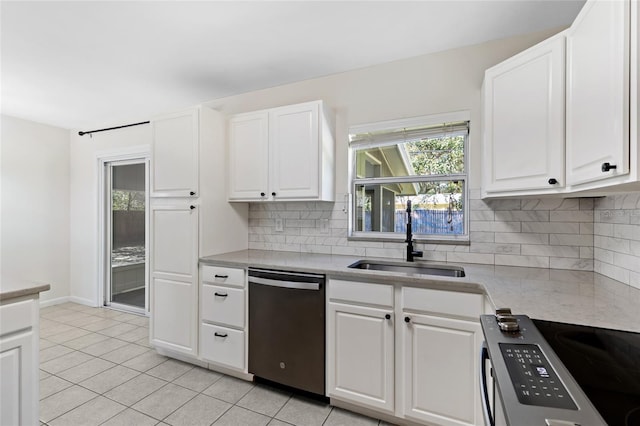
top-left (106, 160), bottom-right (147, 313)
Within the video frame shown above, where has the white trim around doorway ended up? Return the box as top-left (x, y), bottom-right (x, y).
top-left (96, 146), bottom-right (151, 315)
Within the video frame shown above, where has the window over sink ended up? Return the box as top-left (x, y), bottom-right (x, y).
top-left (348, 112), bottom-right (469, 242)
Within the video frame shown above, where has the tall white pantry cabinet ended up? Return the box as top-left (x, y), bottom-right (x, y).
top-left (149, 107), bottom-right (248, 357)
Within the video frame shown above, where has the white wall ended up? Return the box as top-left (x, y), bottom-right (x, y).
top-left (1, 115), bottom-right (70, 303)
top-left (69, 125), bottom-right (151, 305)
top-left (206, 28), bottom-right (562, 193)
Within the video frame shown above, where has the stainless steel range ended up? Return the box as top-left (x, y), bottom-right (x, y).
top-left (479, 308), bottom-right (640, 426)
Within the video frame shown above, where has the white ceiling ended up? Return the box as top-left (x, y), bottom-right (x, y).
top-left (1, 1), bottom-right (585, 131)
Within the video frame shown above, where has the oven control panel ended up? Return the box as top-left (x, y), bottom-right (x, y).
top-left (500, 343), bottom-right (577, 410)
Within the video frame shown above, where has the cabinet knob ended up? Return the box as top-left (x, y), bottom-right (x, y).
top-left (601, 162), bottom-right (617, 172)
top-left (385, 314), bottom-right (391, 320)
top-left (272, 192), bottom-right (277, 197)
top-left (190, 205), bottom-right (196, 210)
top-left (404, 316), bottom-right (411, 323)
top-left (260, 192), bottom-right (266, 197)
top-left (190, 191), bottom-right (196, 196)
top-left (548, 178), bottom-right (558, 185)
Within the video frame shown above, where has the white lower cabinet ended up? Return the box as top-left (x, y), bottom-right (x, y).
top-left (327, 279), bottom-right (485, 426)
top-left (402, 313), bottom-right (483, 426)
top-left (150, 201), bottom-right (199, 356)
top-left (200, 323), bottom-right (245, 370)
top-left (0, 297), bottom-right (40, 426)
top-left (328, 302), bottom-right (395, 413)
top-left (199, 265), bottom-right (247, 372)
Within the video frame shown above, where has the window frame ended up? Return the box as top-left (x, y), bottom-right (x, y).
top-left (347, 111), bottom-right (470, 244)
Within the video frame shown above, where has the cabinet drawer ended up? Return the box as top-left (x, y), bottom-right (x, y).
top-left (329, 279), bottom-right (393, 308)
top-left (201, 284), bottom-right (245, 328)
top-left (200, 323), bottom-right (245, 370)
top-left (0, 298), bottom-right (36, 336)
top-left (201, 265), bottom-right (245, 288)
top-left (402, 287), bottom-right (483, 320)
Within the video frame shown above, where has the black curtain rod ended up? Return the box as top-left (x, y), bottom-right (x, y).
top-left (78, 120), bottom-right (150, 136)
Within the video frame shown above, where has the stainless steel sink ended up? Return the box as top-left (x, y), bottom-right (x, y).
top-left (347, 260), bottom-right (465, 277)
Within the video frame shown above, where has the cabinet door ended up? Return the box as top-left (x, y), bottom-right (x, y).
top-left (1, 330), bottom-right (37, 426)
top-left (402, 313), bottom-right (482, 426)
top-left (483, 34), bottom-right (565, 193)
top-left (150, 202), bottom-right (198, 355)
top-left (566, 0), bottom-right (630, 186)
top-left (151, 109), bottom-right (199, 197)
top-left (228, 112), bottom-right (269, 201)
top-left (327, 302), bottom-right (394, 413)
top-left (269, 102), bottom-right (320, 199)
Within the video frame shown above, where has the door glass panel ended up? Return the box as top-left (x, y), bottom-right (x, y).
top-left (110, 163), bottom-right (146, 309)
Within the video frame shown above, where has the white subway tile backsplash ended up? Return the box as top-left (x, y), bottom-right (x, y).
top-left (521, 245), bottom-right (580, 258)
top-left (595, 260), bottom-right (630, 284)
top-left (495, 254), bottom-right (549, 268)
top-left (549, 258), bottom-right (593, 271)
top-left (579, 223), bottom-right (594, 235)
top-left (446, 252), bottom-right (495, 265)
top-left (521, 199), bottom-right (579, 211)
top-left (331, 246), bottom-right (366, 257)
top-left (593, 193), bottom-right (640, 286)
top-left (470, 243), bottom-right (520, 254)
top-left (494, 211), bottom-right (549, 222)
top-left (580, 247), bottom-right (594, 259)
top-left (246, 191), bottom-right (640, 282)
top-left (469, 232), bottom-right (495, 243)
top-left (549, 234), bottom-right (593, 246)
top-left (470, 221), bottom-right (521, 233)
top-left (522, 222), bottom-right (580, 234)
top-left (470, 210), bottom-right (495, 221)
top-left (550, 210), bottom-right (593, 223)
top-left (495, 232), bottom-right (549, 245)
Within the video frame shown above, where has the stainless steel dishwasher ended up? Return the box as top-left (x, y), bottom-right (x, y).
top-left (248, 268), bottom-right (325, 396)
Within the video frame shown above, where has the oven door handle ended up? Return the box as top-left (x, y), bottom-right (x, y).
top-left (249, 276), bottom-right (320, 290)
top-left (480, 342), bottom-right (495, 426)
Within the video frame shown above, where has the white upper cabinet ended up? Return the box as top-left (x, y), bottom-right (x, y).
top-left (566, 0), bottom-right (631, 186)
top-left (228, 100), bottom-right (335, 202)
top-left (270, 102), bottom-right (321, 199)
top-left (483, 33), bottom-right (566, 195)
top-left (228, 112), bottom-right (269, 200)
top-left (151, 109), bottom-right (199, 198)
top-left (483, 0), bottom-right (640, 198)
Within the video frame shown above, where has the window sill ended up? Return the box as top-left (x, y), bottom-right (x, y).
top-left (347, 234), bottom-right (470, 246)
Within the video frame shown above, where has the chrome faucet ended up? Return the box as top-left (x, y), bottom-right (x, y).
top-left (405, 200), bottom-right (423, 262)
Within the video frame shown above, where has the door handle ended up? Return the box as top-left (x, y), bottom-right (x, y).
top-left (249, 276), bottom-right (320, 290)
top-left (480, 343), bottom-right (495, 426)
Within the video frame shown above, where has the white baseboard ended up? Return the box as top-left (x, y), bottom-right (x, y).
top-left (39, 296), bottom-right (70, 308)
top-left (69, 296), bottom-right (99, 307)
top-left (40, 296), bottom-right (99, 308)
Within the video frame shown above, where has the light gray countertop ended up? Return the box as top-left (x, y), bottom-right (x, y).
top-left (201, 249), bottom-right (640, 333)
top-left (0, 280), bottom-right (50, 302)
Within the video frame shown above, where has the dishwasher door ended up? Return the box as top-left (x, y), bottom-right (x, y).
top-left (248, 268), bottom-right (325, 396)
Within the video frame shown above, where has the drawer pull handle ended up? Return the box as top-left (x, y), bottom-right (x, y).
top-left (214, 332), bottom-right (228, 338)
top-left (214, 292), bottom-right (228, 297)
top-left (214, 274), bottom-right (228, 279)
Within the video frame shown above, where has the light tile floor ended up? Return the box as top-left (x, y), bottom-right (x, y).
top-left (39, 302), bottom-right (392, 426)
